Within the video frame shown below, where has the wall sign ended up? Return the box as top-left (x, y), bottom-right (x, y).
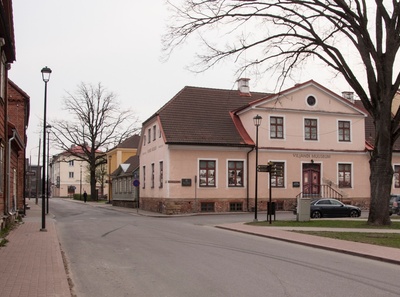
top-left (181, 178), bottom-right (192, 187)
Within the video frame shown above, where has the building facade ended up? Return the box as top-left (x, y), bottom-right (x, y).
top-left (106, 134), bottom-right (140, 201)
top-left (138, 79), bottom-right (389, 214)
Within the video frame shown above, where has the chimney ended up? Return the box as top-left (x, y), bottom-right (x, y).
top-left (237, 78), bottom-right (250, 96)
top-left (342, 91), bottom-right (354, 103)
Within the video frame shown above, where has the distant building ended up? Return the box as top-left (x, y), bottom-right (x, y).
top-left (51, 145), bottom-right (107, 199)
top-left (110, 155), bottom-right (139, 207)
top-left (106, 134), bottom-right (140, 201)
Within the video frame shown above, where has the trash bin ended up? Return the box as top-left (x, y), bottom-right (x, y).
top-left (267, 202), bottom-right (276, 215)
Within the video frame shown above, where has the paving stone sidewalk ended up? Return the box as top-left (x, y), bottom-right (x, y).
top-left (0, 202), bottom-right (71, 297)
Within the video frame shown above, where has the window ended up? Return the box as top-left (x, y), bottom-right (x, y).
top-left (228, 161), bottom-right (243, 187)
top-left (306, 95), bottom-right (316, 106)
top-left (142, 166), bottom-right (146, 189)
top-left (159, 161), bottom-right (163, 188)
top-left (304, 118), bottom-right (318, 140)
top-left (271, 162), bottom-right (285, 188)
top-left (69, 172), bottom-right (74, 179)
top-left (230, 203), bottom-right (243, 212)
top-left (199, 160), bottom-right (216, 187)
top-left (151, 163), bottom-right (155, 188)
top-left (338, 121), bottom-right (351, 142)
top-left (153, 125), bottom-right (156, 141)
top-left (69, 160), bottom-right (74, 167)
top-left (143, 135), bottom-right (146, 146)
top-left (201, 202), bottom-right (215, 212)
top-left (338, 163), bottom-right (352, 188)
top-left (148, 128), bottom-right (151, 143)
top-left (394, 165), bottom-right (400, 188)
top-left (270, 116), bottom-right (284, 139)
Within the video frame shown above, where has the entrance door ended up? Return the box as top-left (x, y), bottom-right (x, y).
top-left (302, 163), bottom-right (320, 196)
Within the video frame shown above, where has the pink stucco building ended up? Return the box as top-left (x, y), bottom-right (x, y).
top-left (138, 79), bottom-right (397, 214)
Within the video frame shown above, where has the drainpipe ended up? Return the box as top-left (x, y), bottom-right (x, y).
top-left (246, 147), bottom-right (255, 211)
top-left (8, 129), bottom-right (16, 214)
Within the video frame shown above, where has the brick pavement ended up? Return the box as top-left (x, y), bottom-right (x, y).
top-left (0, 202), bottom-right (71, 297)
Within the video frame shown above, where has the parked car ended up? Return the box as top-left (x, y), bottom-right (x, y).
top-left (389, 195), bottom-right (400, 216)
top-left (310, 198), bottom-right (361, 218)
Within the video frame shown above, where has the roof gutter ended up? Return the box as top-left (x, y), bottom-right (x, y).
top-left (247, 146), bottom-right (255, 212)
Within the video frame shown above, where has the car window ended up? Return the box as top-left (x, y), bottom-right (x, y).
top-left (316, 200), bottom-right (331, 205)
top-left (330, 200), bottom-right (342, 206)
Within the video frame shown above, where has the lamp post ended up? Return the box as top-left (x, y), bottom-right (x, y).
top-left (46, 124), bottom-right (52, 214)
top-left (253, 114), bottom-right (262, 222)
top-left (40, 66), bottom-right (51, 232)
top-left (80, 164), bottom-right (82, 200)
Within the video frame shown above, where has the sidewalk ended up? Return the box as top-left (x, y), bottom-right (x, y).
top-left (0, 202), bottom-right (71, 297)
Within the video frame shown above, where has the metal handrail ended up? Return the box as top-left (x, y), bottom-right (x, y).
top-left (296, 184), bottom-right (343, 201)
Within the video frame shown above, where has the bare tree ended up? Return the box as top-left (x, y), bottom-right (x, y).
top-left (52, 82), bottom-right (139, 200)
top-left (164, 0), bottom-right (400, 225)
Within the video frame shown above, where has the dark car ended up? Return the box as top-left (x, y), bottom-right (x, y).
top-left (310, 198), bottom-right (361, 218)
top-left (389, 195), bottom-right (400, 216)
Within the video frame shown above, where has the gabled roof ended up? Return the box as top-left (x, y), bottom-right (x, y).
top-left (354, 99), bottom-right (400, 151)
top-left (111, 155), bottom-right (139, 177)
top-left (109, 134), bottom-right (140, 152)
top-left (152, 86), bottom-right (269, 146)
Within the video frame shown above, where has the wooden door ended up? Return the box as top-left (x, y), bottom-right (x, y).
top-left (302, 164), bottom-right (320, 196)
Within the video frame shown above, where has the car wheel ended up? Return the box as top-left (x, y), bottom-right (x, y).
top-left (349, 210), bottom-right (359, 217)
top-left (311, 211), bottom-right (322, 218)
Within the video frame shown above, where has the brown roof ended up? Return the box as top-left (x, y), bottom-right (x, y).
top-left (111, 155), bottom-right (139, 177)
top-left (114, 134), bottom-right (140, 150)
top-left (354, 100), bottom-right (400, 151)
top-left (155, 86), bottom-right (269, 146)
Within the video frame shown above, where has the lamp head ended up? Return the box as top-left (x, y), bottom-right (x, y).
top-left (253, 114), bottom-right (262, 127)
top-left (41, 66), bottom-right (52, 82)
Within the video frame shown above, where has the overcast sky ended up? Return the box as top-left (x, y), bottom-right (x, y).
top-left (9, 0), bottom-right (354, 163)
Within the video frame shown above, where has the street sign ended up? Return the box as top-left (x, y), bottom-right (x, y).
top-left (26, 171), bottom-right (36, 176)
top-left (257, 165), bottom-right (271, 172)
top-left (133, 179), bottom-right (140, 187)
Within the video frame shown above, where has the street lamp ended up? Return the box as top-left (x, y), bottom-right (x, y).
top-left (46, 124), bottom-right (52, 214)
top-left (253, 114), bottom-right (262, 222)
top-left (40, 66), bottom-right (52, 232)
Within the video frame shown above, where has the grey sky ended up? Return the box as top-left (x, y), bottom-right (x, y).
top-left (9, 1), bottom-right (354, 162)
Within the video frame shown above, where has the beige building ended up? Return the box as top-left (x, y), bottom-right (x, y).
top-left (51, 145), bottom-right (108, 199)
top-left (138, 79), bottom-right (400, 214)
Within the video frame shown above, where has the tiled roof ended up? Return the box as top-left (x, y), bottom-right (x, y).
top-left (156, 86), bottom-right (269, 146)
top-left (112, 134), bottom-right (140, 150)
top-left (354, 100), bottom-right (400, 151)
top-left (111, 155), bottom-right (139, 177)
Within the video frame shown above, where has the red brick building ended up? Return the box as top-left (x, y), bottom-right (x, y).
top-left (7, 80), bottom-right (29, 216)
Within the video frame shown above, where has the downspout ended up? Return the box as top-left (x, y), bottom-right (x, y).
top-left (246, 147), bottom-right (255, 212)
top-left (8, 129), bottom-right (16, 214)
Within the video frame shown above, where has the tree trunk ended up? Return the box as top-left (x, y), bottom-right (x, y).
top-left (368, 105), bottom-right (393, 225)
top-left (90, 165), bottom-right (97, 201)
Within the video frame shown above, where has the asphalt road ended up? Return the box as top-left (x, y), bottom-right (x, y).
top-left (51, 199), bottom-right (398, 297)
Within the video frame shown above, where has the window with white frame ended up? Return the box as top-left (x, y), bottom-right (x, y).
top-left (159, 161), bottom-right (163, 188)
top-left (69, 172), bottom-right (74, 179)
top-left (338, 120), bottom-right (351, 142)
top-left (69, 160), bottom-right (74, 167)
top-left (228, 161), bottom-right (243, 187)
top-left (199, 160), bottom-right (216, 187)
top-left (394, 165), bottom-right (400, 188)
top-left (270, 116), bottom-right (284, 139)
top-left (304, 118), bottom-right (318, 140)
top-left (338, 163), bottom-right (352, 188)
top-left (151, 163), bottom-right (155, 188)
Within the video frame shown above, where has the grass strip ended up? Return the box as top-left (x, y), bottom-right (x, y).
top-left (293, 231), bottom-right (400, 248)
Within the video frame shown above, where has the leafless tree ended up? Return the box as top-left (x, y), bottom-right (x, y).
top-left (164, 0), bottom-right (400, 225)
top-left (52, 82), bottom-right (139, 200)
